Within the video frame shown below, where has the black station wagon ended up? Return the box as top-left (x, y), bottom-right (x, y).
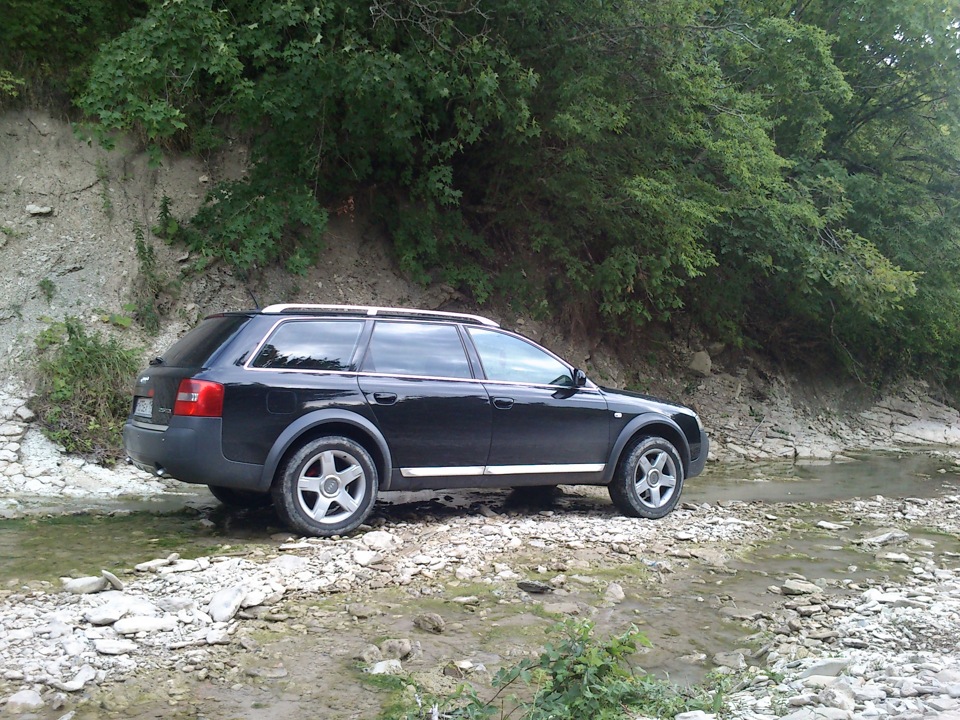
top-left (124, 304), bottom-right (708, 536)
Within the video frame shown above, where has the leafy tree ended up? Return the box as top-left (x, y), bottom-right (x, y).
top-left (73, 0), bottom-right (960, 383)
top-left (0, 0), bottom-right (149, 102)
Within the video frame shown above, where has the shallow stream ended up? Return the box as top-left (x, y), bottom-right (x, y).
top-left (2, 452), bottom-right (960, 718)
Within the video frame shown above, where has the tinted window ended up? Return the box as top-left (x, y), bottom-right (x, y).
top-left (362, 322), bottom-right (472, 378)
top-left (252, 320), bottom-right (363, 371)
top-left (468, 328), bottom-right (573, 386)
top-left (163, 314), bottom-right (251, 367)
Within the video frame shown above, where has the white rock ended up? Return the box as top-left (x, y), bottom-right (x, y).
top-left (368, 659), bottom-right (403, 675)
top-left (799, 659), bottom-right (851, 678)
top-left (14, 406), bottom-right (35, 422)
top-left (3, 689), bottom-right (44, 713)
top-left (783, 579), bottom-right (823, 595)
top-left (51, 664), bottom-right (97, 692)
top-left (207, 586), bottom-right (246, 623)
top-left (362, 530), bottom-right (401, 552)
top-left (94, 638), bottom-right (138, 655)
top-left (604, 582), bottom-right (625, 603)
top-left (61, 576), bottom-right (108, 594)
top-left (353, 550), bottom-right (381, 567)
top-left (113, 616), bottom-right (177, 635)
top-left (25, 204), bottom-right (52, 215)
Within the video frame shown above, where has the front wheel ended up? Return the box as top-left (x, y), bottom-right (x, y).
top-left (272, 436), bottom-right (378, 537)
top-left (608, 436), bottom-right (684, 519)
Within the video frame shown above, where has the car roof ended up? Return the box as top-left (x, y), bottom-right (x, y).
top-left (259, 303), bottom-right (500, 328)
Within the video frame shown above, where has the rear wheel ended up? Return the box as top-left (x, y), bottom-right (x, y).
top-left (608, 436), bottom-right (684, 519)
top-left (207, 485), bottom-right (272, 509)
top-left (271, 436), bottom-right (378, 537)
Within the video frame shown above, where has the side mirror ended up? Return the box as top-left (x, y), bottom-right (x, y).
top-left (573, 368), bottom-right (588, 387)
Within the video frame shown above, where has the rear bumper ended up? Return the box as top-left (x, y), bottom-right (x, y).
top-left (123, 417), bottom-right (266, 491)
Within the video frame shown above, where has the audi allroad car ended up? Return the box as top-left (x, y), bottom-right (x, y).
top-left (124, 304), bottom-right (708, 537)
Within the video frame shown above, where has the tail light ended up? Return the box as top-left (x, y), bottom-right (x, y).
top-left (173, 379), bottom-right (224, 417)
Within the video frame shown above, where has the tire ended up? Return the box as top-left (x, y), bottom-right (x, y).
top-left (271, 436), bottom-right (378, 537)
top-left (207, 485), bottom-right (273, 509)
top-left (608, 436), bottom-right (684, 519)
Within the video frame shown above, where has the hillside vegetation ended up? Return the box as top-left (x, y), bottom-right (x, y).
top-left (3, 0), bottom-right (960, 385)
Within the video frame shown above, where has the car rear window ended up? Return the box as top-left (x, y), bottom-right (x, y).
top-left (162, 314), bottom-right (251, 367)
top-left (251, 319), bottom-right (364, 371)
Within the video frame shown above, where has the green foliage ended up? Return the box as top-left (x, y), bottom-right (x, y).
top-left (0, 0), bottom-right (149, 103)
top-left (37, 277), bottom-right (55, 302)
top-left (130, 224), bottom-right (174, 335)
top-left (0, 69), bottom-right (24, 103)
top-left (387, 621), bottom-right (717, 720)
top-left (69, 0), bottom-right (960, 383)
top-left (190, 180), bottom-right (329, 274)
top-left (31, 317), bottom-right (140, 463)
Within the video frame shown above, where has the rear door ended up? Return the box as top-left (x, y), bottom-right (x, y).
top-left (357, 320), bottom-right (491, 477)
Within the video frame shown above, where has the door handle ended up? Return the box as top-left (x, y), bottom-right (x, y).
top-left (372, 392), bottom-right (398, 405)
top-left (492, 397), bottom-right (514, 410)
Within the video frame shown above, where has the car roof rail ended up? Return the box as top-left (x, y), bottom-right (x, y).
top-left (260, 303), bottom-right (500, 327)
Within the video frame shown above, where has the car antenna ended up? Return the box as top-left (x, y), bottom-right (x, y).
top-left (247, 288), bottom-right (261, 310)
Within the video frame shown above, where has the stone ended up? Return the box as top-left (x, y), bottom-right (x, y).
top-left (50, 664), bottom-right (97, 692)
top-left (604, 582), bottom-right (625, 603)
top-left (413, 612), bottom-right (445, 633)
top-left (798, 659), bottom-right (850, 678)
top-left (3, 689), bottom-right (44, 713)
top-left (713, 651), bottom-right (746, 671)
top-left (816, 521), bottom-right (848, 531)
top-left (517, 580), bottom-right (553, 594)
top-left (361, 530), bottom-right (401, 552)
top-left (688, 351), bottom-right (712, 377)
top-left (368, 659), bottom-right (402, 675)
top-left (379, 639), bottom-right (412, 660)
top-left (100, 569), bottom-right (124, 590)
top-left (859, 529), bottom-right (909, 546)
top-left (208, 586), bottom-right (247, 622)
top-left (356, 645), bottom-right (382, 664)
top-left (782, 579), bottom-right (823, 595)
top-left (14, 406), bottom-right (34, 422)
top-left (94, 638), bottom-right (138, 655)
top-left (25, 204), bottom-right (52, 215)
top-left (542, 602), bottom-right (583, 615)
top-left (819, 685), bottom-right (856, 711)
top-left (353, 550), bottom-right (381, 567)
top-left (61, 575), bottom-right (108, 594)
top-left (113, 616), bottom-right (177, 635)
top-left (84, 603), bottom-right (130, 626)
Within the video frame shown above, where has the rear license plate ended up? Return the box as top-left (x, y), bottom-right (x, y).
top-left (134, 397), bottom-right (153, 417)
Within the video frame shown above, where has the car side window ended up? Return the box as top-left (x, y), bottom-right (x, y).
top-left (251, 320), bottom-right (363, 370)
top-left (361, 321), bottom-right (472, 379)
top-left (467, 328), bottom-right (574, 386)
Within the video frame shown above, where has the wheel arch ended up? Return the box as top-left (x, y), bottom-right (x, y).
top-left (258, 410), bottom-right (392, 491)
top-left (602, 414), bottom-right (691, 484)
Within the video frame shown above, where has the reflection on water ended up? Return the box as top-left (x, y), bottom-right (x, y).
top-left (686, 451), bottom-right (960, 504)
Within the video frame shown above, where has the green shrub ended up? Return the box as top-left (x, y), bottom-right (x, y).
top-left (31, 318), bottom-right (139, 463)
top-left (129, 224), bottom-right (175, 334)
top-left (386, 620), bottom-right (718, 720)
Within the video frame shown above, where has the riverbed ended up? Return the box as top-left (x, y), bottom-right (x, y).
top-left (2, 452), bottom-right (959, 718)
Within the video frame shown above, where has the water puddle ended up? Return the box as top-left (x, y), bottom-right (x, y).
top-left (686, 451), bottom-right (960, 504)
